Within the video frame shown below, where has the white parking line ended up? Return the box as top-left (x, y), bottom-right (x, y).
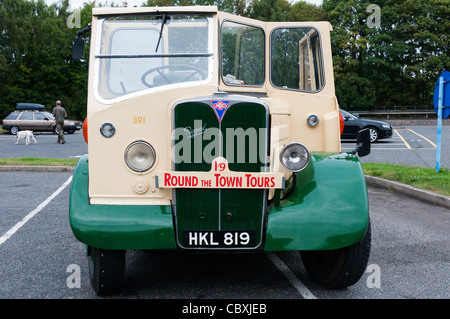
top-left (267, 252), bottom-right (317, 299)
top-left (0, 176), bottom-right (72, 246)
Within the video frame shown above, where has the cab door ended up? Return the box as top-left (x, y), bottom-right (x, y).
top-left (265, 21), bottom-right (341, 154)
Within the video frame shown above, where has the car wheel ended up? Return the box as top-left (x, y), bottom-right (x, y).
top-left (300, 220), bottom-right (371, 289)
top-left (368, 127), bottom-right (379, 143)
top-left (88, 246), bottom-right (126, 295)
top-left (10, 126), bottom-right (19, 135)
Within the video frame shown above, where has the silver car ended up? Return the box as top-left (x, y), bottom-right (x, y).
top-left (2, 108), bottom-right (82, 135)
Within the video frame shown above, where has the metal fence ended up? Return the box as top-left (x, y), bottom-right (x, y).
top-left (353, 106), bottom-right (436, 119)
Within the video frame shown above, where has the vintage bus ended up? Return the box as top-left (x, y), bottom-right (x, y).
top-left (70, 6), bottom-right (371, 295)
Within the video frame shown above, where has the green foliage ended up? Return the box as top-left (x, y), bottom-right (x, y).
top-left (0, 0), bottom-right (93, 120)
top-left (141, 0), bottom-right (247, 14)
top-left (323, 0), bottom-right (449, 110)
top-left (0, 0), bottom-right (448, 120)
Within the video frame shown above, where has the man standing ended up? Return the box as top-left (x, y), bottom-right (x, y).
top-left (52, 100), bottom-right (67, 144)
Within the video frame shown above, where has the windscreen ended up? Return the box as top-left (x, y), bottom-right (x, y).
top-left (96, 14), bottom-right (212, 100)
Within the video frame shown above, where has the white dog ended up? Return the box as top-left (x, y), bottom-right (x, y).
top-left (15, 130), bottom-right (37, 145)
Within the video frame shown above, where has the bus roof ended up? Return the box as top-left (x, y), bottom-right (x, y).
top-left (92, 6), bottom-right (218, 16)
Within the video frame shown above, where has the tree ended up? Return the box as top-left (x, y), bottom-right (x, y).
top-left (247, 0), bottom-right (292, 21)
top-left (322, 0), bottom-right (450, 109)
top-left (322, 0), bottom-right (377, 109)
top-left (0, 0), bottom-right (93, 120)
top-left (142, 0), bottom-right (246, 14)
top-left (291, 0), bottom-right (327, 21)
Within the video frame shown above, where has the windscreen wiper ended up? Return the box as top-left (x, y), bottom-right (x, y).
top-left (155, 14), bottom-right (169, 52)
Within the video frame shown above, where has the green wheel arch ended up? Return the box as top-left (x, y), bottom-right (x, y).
top-left (69, 154), bottom-right (177, 250)
top-left (264, 152), bottom-right (370, 251)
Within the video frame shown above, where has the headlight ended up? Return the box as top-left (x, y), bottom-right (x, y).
top-left (125, 141), bottom-right (155, 172)
top-left (382, 124), bottom-right (391, 129)
top-left (100, 122), bottom-right (116, 138)
top-left (280, 142), bottom-right (310, 172)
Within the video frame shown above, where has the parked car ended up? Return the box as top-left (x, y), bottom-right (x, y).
top-left (340, 109), bottom-right (392, 142)
top-left (2, 109), bottom-right (82, 135)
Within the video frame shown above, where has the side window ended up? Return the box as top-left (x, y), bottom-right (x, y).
top-left (221, 21), bottom-right (264, 86)
top-left (5, 112), bottom-right (19, 120)
top-left (271, 27), bottom-right (324, 91)
top-left (19, 112), bottom-right (33, 120)
top-left (34, 113), bottom-right (47, 120)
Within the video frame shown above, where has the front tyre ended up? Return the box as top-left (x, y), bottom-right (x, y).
top-left (10, 126), bottom-right (19, 135)
top-left (300, 221), bottom-right (371, 289)
top-left (88, 247), bottom-right (126, 295)
top-left (368, 127), bottom-right (379, 143)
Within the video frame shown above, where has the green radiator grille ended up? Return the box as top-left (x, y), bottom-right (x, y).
top-left (173, 100), bottom-right (268, 249)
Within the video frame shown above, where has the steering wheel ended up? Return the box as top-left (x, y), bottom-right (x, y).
top-left (141, 64), bottom-right (206, 88)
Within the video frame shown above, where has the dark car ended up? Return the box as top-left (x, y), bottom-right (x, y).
top-left (340, 109), bottom-right (392, 143)
top-left (2, 108), bottom-right (82, 135)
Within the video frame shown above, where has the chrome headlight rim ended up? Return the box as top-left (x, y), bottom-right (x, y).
top-left (279, 142), bottom-right (310, 173)
top-left (125, 140), bottom-right (156, 173)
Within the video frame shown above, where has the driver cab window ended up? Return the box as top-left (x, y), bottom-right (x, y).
top-left (221, 21), bottom-right (264, 86)
top-left (108, 28), bottom-right (162, 95)
top-left (271, 27), bottom-right (324, 91)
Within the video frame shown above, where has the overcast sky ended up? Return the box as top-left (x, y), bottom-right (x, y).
top-left (45, 0), bottom-right (323, 10)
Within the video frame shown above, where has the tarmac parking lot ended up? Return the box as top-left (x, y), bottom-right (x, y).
top-left (342, 125), bottom-right (450, 169)
top-left (0, 123), bottom-right (448, 301)
top-left (0, 171), bottom-right (448, 300)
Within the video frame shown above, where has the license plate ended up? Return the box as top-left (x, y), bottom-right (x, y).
top-left (183, 230), bottom-right (255, 248)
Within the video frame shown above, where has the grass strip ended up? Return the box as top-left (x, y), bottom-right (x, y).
top-left (362, 163), bottom-right (449, 197)
top-left (0, 157), bottom-right (78, 167)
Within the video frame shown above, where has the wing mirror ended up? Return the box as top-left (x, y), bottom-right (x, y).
top-left (73, 36), bottom-right (85, 60)
top-left (73, 24), bottom-right (91, 60)
top-left (352, 128), bottom-right (371, 157)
